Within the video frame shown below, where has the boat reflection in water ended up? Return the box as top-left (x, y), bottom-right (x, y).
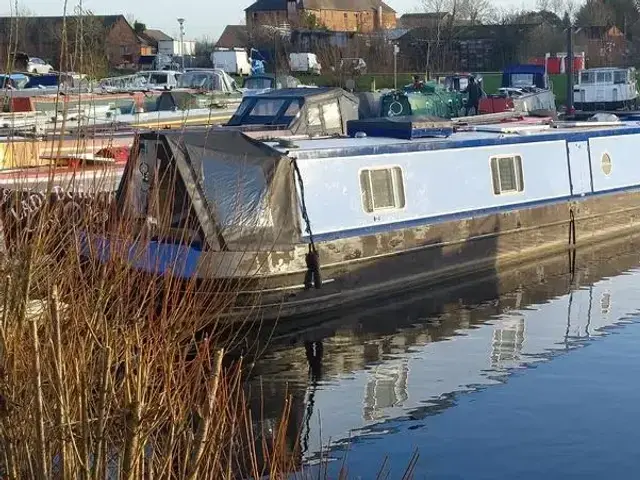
top-left (247, 235), bottom-right (640, 469)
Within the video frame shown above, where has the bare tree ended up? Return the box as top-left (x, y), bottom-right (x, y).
top-left (419, 0), bottom-right (448, 72)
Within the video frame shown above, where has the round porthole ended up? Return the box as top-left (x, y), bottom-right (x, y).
top-left (601, 153), bottom-right (612, 176)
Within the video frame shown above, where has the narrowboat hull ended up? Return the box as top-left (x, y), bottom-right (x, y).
top-left (88, 120), bottom-right (640, 324)
top-left (190, 189), bottom-right (640, 323)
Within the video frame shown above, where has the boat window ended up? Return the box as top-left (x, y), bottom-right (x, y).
top-left (510, 74), bottom-right (535, 88)
top-left (177, 71), bottom-right (220, 90)
top-left (233, 99), bottom-right (252, 119)
top-left (596, 71), bottom-right (612, 83)
top-left (308, 105), bottom-right (322, 127)
top-left (491, 155), bottom-right (524, 195)
top-left (580, 71), bottom-right (594, 84)
top-left (248, 98), bottom-right (286, 117)
top-left (360, 167), bottom-right (406, 213)
top-left (244, 77), bottom-right (273, 89)
top-left (322, 101), bottom-right (342, 130)
top-left (148, 73), bottom-right (168, 85)
top-left (283, 99), bottom-right (302, 117)
top-left (614, 70), bottom-right (627, 84)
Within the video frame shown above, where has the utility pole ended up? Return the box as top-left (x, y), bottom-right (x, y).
top-left (393, 44), bottom-right (399, 90)
top-left (565, 12), bottom-right (574, 115)
top-left (178, 18), bottom-right (185, 71)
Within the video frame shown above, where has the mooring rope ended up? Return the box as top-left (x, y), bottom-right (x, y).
top-left (291, 158), bottom-right (322, 289)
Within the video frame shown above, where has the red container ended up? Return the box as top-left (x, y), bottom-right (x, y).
top-left (478, 97), bottom-right (515, 115)
top-left (546, 57), bottom-right (562, 75)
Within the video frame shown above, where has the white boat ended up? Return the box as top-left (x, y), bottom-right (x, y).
top-left (573, 67), bottom-right (638, 111)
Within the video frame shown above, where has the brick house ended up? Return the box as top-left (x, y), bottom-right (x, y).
top-left (245, 0), bottom-right (396, 33)
top-left (0, 14), bottom-right (141, 71)
top-left (215, 25), bottom-right (250, 49)
top-left (574, 25), bottom-right (627, 66)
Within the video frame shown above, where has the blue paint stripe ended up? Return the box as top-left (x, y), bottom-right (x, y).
top-left (304, 184), bottom-right (640, 243)
top-left (295, 125), bottom-right (640, 160)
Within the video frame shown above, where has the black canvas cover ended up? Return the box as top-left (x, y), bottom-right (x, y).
top-left (119, 129), bottom-right (301, 251)
top-left (156, 91), bottom-right (200, 111)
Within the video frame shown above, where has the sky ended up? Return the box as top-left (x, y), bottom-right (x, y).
top-left (2, 0), bottom-right (544, 41)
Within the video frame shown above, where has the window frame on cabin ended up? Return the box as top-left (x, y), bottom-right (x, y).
top-left (490, 154), bottom-right (525, 195)
top-left (359, 166), bottom-right (406, 214)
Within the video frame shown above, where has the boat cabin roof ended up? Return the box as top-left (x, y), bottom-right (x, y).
top-left (226, 87), bottom-right (359, 135)
top-left (266, 119), bottom-right (640, 160)
top-left (579, 66), bottom-right (634, 72)
top-left (241, 87), bottom-right (336, 99)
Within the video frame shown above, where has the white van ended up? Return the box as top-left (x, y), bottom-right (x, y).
top-left (289, 53), bottom-right (322, 75)
top-left (211, 49), bottom-right (252, 76)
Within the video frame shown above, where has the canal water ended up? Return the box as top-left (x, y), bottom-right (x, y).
top-left (247, 235), bottom-right (640, 479)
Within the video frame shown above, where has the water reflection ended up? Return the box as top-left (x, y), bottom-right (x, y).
top-left (248, 235), bottom-right (640, 468)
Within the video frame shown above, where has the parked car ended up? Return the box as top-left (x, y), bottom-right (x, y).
top-left (27, 57), bottom-right (54, 74)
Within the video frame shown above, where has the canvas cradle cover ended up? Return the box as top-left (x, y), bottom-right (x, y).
top-left (121, 129), bottom-right (301, 251)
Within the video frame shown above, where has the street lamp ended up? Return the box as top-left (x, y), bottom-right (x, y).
top-left (177, 18), bottom-right (185, 71)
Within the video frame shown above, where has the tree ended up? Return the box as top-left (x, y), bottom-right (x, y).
top-left (575, 0), bottom-right (639, 28)
top-left (298, 11), bottom-right (327, 30)
top-left (133, 21), bottom-right (146, 35)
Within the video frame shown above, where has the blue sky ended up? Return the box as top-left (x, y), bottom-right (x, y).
top-left (3, 0), bottom-right (539, 41)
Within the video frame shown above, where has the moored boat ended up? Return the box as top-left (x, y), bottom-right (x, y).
top-left (573, 67), bottom-right (638, 112)
top-left (480, 64), bottom-right (556, 116)
top-left (83, 113), bottom-right (640, 322)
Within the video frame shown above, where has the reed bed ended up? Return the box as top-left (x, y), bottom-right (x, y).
top-left (0, 160), bottom-right (305, 479)
top-left (0, 10), bottom-right (420, 471)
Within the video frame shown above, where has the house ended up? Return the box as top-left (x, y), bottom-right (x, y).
top-left (245, 0), bottom-right (397, 33)
top-left (215, 25), bottom-right (250, 49)
top-left (0, 15), bottom-right (141, 69)
top-left (574, 25), bottom-right (627, 65)
top-left (398, 23), bottom-right (541, 72)
top-left (143, 29), bottom-right (196, 56)
top-left (138, 33), bottom-right (156, 56)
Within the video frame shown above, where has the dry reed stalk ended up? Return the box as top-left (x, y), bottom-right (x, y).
top-left (185, 347), bottom-right (224, 480)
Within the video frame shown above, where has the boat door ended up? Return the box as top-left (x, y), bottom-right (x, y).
top-left (567, 141), bottom-right (592, 195)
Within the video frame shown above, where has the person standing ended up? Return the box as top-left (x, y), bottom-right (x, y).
top-left (466, 76), bottom-right (480, 116)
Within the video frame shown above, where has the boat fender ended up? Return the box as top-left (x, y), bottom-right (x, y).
top-left (304, 247), bottom-right (322, 290)
top-left (291, 157), bottom-right (322, 289)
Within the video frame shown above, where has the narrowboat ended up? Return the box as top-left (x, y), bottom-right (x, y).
top-left (479, 65), bottom-right (556, 116)
top-left (85, 113), bottom-right (640, 322)
top-left (573, 67), bottom-right (638, 111)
